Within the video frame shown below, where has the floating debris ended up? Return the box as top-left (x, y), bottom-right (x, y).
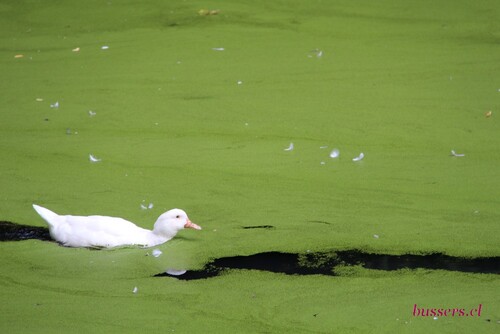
top-left (132, 286), bottom-right (138, 294)
top-left (450, 150), bottom-right (465, 157)
top-left (199, 9), bottom-right (220, 16)
top-left (89, 154), bottom-right (101, 163)
top-left (140, 202), bottom-right (154, 210)
top-left (152, 249), bottom-right (162, 258)
top-left (485, 111), bottom-right (492, 118)
top-left (212, 47), bottom-right (225, 51)
top-left (320, 146), bottom-right (328, 149)
top-left (307, 49), bottom-right (323, 58)
top-left (320, 161), bottom-right (326, 165)
top-left (14, 54), bottom-right (24, 58)
top-left (433, 317), bottom-right (438, 320)
top-left (237, 80), bottom-right (243, 85)
top-left (101, 46), bottom-right (109, 50)
top-left (373, 234), bottom-right (379, 239)
top-left (284, 143), bottom-right (294, 151)
top-left (50, 101), bottom-right (59, 109)
top-left (329, 149), bottom-right (340, 158)
top-left (165, 269), bottom-right (187, 276)
top-left (35, 98), bottom-right (44, 102)
top-left (72, 47), bottom-right (80, 52)
top-left (88, 110), bottom-right (96, 117)
top-left (352, 153), bottom-right (364, 161)
top-left (66, 128), bottom-right (72, 135)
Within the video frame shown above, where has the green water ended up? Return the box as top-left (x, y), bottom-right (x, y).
top-left (1, 1), bottom-right (499, 332)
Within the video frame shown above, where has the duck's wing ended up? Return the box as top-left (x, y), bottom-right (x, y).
top-left (55, 215), bottom-right (152, 248)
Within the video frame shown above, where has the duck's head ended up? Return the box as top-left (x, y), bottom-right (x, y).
top-left (153, 209), bottom-right (201, 239)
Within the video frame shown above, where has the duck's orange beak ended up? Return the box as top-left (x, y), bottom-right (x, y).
top-left (184, 219), bottom-right (202, 230)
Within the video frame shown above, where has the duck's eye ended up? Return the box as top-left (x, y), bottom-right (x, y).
top-left (176, 215), bottom-right (180, 219)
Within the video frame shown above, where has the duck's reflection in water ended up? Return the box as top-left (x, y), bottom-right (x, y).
top-left (165, 269), bottom-right (187, 276)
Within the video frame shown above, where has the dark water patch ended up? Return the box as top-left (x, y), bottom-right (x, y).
top-left (242, 225), bottom-right (275, 230)
top-left (157, 266), bottom-right (221, 280)
top-left (0, 221), bottom-right (51, 242)
top-left (335, 250), bottom-right (499, 273)
top-left (155, 250), bottom-right (500, 281)
top-left (0, 222), bottom-right (498, 279)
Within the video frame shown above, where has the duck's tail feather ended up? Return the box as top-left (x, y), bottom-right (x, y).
top-left (32, 204), bottom-right (61, 228)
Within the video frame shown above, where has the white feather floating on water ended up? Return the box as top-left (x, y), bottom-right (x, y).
top-left (50, 101), bottom-right (59, 108)
top-left (329, 149), bottom-right (340, 158)
top-left (152, 249), bottom-right (162, 258)
top-left (352, 153), bottom-right (364, 162)
top-left (212, 47), bottom-right (225, 51)
top-left (284, 143), bottom-right (294, 151)
top-left (308, 49), bottom-right (323, 58)
top-left (88, 110), bottom-right (96, 117)
top-left (140, 202), bottom-right (154, 210)
top-left (89, 154), bottom-right (101, 163)
top-left (132, 286), bottom-right (138, 294)
top-left (450, 150), bottom-right (465, 157)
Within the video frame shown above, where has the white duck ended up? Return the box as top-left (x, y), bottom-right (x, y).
top-left (32, 204), bottom-right (201, 248)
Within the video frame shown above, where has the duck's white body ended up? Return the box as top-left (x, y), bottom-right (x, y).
top-left (32, 204), bottom-right (201, 248)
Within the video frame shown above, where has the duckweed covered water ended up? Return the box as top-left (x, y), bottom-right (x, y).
top-left (1, 0), bottom-right (499, 333)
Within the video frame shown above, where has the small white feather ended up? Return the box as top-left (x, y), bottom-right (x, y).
top-left (152, 249), bottom-right (162, 257)
top-left (329, 149), bottom-right (340, 158)
top-left (450, 150), bottom-right (465, 157)
top-left (284, 143), bottom-right (294, 151)
top-left (352, 153), bottom-right (364, 161)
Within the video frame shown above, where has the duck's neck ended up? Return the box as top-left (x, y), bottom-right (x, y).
top-left (148, 215), bottom-right (184, 247)
top-left (151, 224), bottom-right (179, 243)
top-left (146, 231), bottom-right (171, 247)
